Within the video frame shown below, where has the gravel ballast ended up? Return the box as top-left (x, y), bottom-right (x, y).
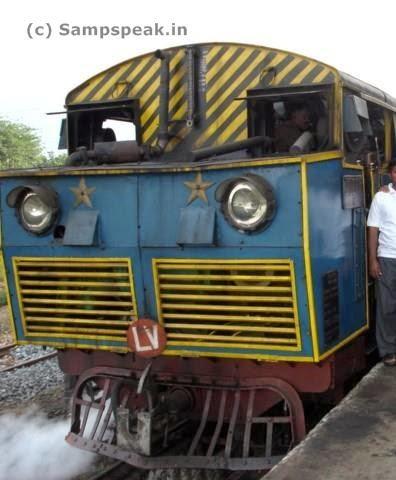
top-left (0, 353), bottom-right (64, 411)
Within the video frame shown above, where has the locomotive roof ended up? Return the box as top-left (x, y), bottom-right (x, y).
top-left (65, 42), bottom-right (396, 110)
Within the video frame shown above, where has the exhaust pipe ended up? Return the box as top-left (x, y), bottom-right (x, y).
top-left (154, 49), bottom-right (170, 152)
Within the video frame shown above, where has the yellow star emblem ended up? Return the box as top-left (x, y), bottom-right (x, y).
top-left (184, 172), bottom-right (214, 205)
top-left (70, 178), bottom-right (96, 208)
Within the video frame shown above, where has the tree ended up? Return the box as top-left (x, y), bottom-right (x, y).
top-left (0, 118), bottom-right (44, 168)
top-left (41, 151), bottom-right (68, 167)
top-left (0, 118), bottom-right (64, 169)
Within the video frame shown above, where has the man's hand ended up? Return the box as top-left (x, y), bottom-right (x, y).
top-left (369, 258), bottom-right (382, 279)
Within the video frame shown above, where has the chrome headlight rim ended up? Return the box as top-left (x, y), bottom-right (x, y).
top-left (219, 174), bottom-right (276, 232)
top-left (226, 181), bottom-right (268, 229)
top-left (19, 191), bottom-right (55, 234)
top-left (7, 185), bottom-right (59, 236)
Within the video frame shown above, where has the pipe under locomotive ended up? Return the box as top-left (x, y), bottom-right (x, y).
top-left (2, 42), bottom-right (393, 471)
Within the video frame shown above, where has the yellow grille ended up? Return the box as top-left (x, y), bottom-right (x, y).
top-left (153, 259), bottom-right (302, 354)
top-left (13, 257), bottom-right (137, 343)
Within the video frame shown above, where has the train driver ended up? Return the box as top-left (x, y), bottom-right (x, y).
top-left (274, 103), bottom-right (313, 153)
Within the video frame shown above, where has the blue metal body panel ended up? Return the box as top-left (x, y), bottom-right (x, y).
top-left (0, 159), bottom-right (368, 361)
top-left (0, 164), bottom-right (311, 358)
top-left (141, 246), bottom-right (312, 358)
top-left (177, 206), bottom-right (216, 246)
top-left (307, 161), bottom-right (366, 354)
top-left (0, 176), bottom-right (138, 247)
top-left (139, 166), bottom-right (302, 247)
top-left (3, 245), bottom-right (146, 349)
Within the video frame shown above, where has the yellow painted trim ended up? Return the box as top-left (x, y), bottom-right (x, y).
top-left (163, 349), bottom-right (314, 362)
top-left (15, 337), bottom-right (315, 360)
top-left (12, 256), bottom-right (134, 262)
top-left (12, 256), bottom-right (139, 342)
top-left (20, 280), bottom-right (130, 287)
top-left (362, 172), bottom-right (370, 331)
top-left (289, 259), bottom-right (302, 350)
top-left (26, 332), bottom-right (128, 341)
top-left (342, 158), bottom-right (364, 170)
top-left (152, 258), bottom-right (163, 326)
top-left (301, 161), bottom-right (320, 361)
top-left (161, 303), bottom-right (293, 313)
top-left (304, 151), bottom-right (342, 164)
top-left (318, 325), bottom-right (369, 361)
top-left (160, 274), bottom-right (291, 283)
top-left (21, 289), bottom-right (132, 297)
top-left (333, 81), bottom-right (342, 147)
top-left (0, 253), bottom-right (17, 343)
top-left (160, 284), bottom-right (292, 293)
top-left (155, 258), bottom-right (293, 264)
top-left (161, 293), bottom-right (293, 302)
top-left (27, 317), bottom-right (130, 326)
top-left (153, 258), bottom-right (303, 359)
top-left (0, 151), bottom-right (343, 178)
top-left (166, 342), bottom-right (300, 352)
top-left (163, 313), bottom-right (295, 323)
top-left (158, 262), bottom-right (290, 270)
top-left (385, 109), bottom-right (393, 164)
top-left (369, 169), bottom-right (376, 199)
top-left (17, 260), bottom-right (128, 267)
top-left (165, 323), bottom-right (295, 333)
top-left (12, 258), bottom-right (28, 337)
top-left (167, 335), bottom-right (297, 345)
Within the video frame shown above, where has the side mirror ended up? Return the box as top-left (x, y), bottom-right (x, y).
top-left (58, 118), bottom-right (67, 150)
top-left (343, 95), bottom-right (371, 133)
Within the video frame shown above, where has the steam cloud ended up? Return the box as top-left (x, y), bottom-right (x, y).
top-left (0, 409), bottom-right (95, 480)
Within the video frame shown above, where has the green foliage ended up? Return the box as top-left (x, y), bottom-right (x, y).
top-left (0, 118), bottom-right (66, 169)
top-left (41, 151), bottom-right (68, 167)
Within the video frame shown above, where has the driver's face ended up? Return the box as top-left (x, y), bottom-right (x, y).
top-left (292, 109), bottom-right (311, 130)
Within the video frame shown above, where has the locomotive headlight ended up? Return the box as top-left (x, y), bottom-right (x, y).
top-left (227, 182), bottom-right (267, 228)
top-left (20, 192), bottom-right (54, 233)
top-left (217, 174), bottom-right (276, 232)
top-left (7, 185), bottom-right (59, 235)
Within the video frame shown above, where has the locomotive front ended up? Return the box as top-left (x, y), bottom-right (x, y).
top-left (0, 43), bottom-right (369, 471)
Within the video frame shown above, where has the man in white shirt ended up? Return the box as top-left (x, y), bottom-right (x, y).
top-left (368, 160), bottom-right (396, 366)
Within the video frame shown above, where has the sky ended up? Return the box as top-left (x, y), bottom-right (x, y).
top-left (1, 0), bottom-right (395, 154)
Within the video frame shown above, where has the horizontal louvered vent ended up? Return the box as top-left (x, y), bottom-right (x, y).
top-left (13, 257), bottom-right (137, 343)
top-left (153, 259), bottom-right (301, 353)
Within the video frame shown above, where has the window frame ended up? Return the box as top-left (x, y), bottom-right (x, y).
top-left (342, 88), bottom-right (393, 165)
top-left (66, 99), bottom-right (141, 154)
top-left (244, 84), bottom-right (336, 155)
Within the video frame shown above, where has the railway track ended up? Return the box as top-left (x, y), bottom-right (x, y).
top-left (0, 342), bottom-right (16, 357)
top-left (87, 461), bottom-right (267, 480)
top-left (0, 349), bottom-right (57, 373)
top-left (87, 461), bottom-right (136, 480)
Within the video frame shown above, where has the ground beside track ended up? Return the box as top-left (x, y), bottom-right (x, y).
top-left (264, 362), bottom-right (395, 480)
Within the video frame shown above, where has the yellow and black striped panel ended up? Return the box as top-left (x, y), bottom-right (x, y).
top-left (66, 42), bottom-right (336, 153)
top-left (194, 44), bottom-right (335, 149)
top-left (67, 50), bottom-right (189, 147)
top-left (13, 257), bottom-right (137, 346)
top-left (153, 258), bottom-right (302, 357)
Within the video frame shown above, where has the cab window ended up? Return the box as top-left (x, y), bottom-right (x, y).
top-left (66, 99), bottom-right (140, 154)
top-left (247, 86), bottom-right (333, 156)
top-left (343, 94), bottom-right (385, 164)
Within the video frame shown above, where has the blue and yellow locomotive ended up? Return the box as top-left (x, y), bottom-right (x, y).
top-left (1, 42), bottom-right (393, 471)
